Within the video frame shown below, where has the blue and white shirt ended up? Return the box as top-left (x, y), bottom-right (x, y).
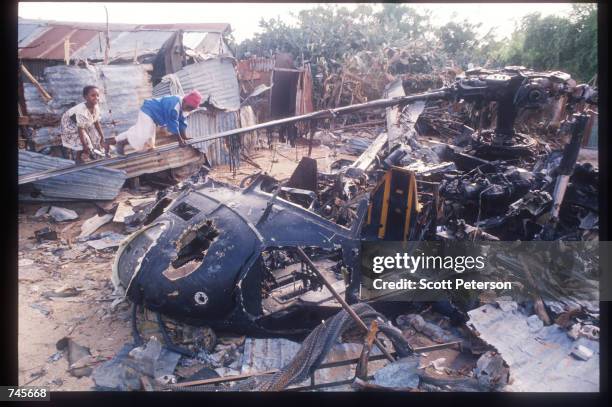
top-left (140, 95), bottom-right (188, 135)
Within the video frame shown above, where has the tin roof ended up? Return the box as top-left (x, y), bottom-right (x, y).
top-left (18, 18), bottom-right (231, 61)
top-left (19, 25), bottom-right (100, 60)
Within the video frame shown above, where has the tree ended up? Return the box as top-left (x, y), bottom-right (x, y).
top-left (494, 5), bottom-right (597, 82)
top-left (436, 18), bottom-right (481, 69)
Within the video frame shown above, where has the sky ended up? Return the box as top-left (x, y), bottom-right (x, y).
top-left (18, 2), bottom-right (580, 42)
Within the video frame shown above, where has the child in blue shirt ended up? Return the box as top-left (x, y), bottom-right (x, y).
top-left (114, 90), bottom-right (202, 155)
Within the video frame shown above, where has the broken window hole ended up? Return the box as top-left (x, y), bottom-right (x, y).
top-left (171, 202), bottom-right (200, 221)
top-left (172, 220), bottom-right (219, 269)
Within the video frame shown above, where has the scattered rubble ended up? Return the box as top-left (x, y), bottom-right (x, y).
top-left (467, 303), bottom-right (599, 391)
top-left (18, 55), bottom-right (599, 393)
top-left (78, 214), bottom-right (114, 240)
top-left (48, 206), bottom-right (79, 222)
top-left (372, 357), bottom-right (420, 389)
top-left (55, 337), bottom-right (96, 378)
top-left (34, 227), bottom-right (57, 243)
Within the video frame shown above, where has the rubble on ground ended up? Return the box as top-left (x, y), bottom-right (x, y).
top-left (18, 64), bottom-right (599, 392)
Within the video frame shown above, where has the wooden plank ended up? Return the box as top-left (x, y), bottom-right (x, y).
top-left (20, 64), bottom-right (52, 102)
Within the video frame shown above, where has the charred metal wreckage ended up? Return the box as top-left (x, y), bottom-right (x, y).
top-left (110, 66), bottom-right (597, 350)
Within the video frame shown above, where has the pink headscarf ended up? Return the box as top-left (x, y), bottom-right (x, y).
top-left (183, 90), bottom-right (203, 109)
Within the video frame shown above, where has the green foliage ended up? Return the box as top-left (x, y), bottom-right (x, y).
top-left (494, 4), bottom-right (597, 81)
top-left (235, 4), bottom-right (597, 87)
top-left (236, 4), bottom-right (434, 65)
top-left (436, 19), bottom-right (480, 68)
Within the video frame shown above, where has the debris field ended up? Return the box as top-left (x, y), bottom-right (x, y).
top-left (18, 18), bottom-right (599, 392)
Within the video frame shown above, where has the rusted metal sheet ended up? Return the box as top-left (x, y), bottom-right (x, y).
top-left (295, 63), bottom-right (314, 116)
top-left (19, 19), bottom-right (231, 62)
top-left (239, 55), bottom-right (312, 122)
top-left (237, 58), bottom-right (274, 122)
top-left (19, 26), bottom-right (99, 60)
top-left (237, 58), bottom-right (275, 79)
top-left (106, 145), bottom-right (204, 179)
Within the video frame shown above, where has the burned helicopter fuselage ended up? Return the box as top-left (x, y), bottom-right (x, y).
top-left (113, 176), bottom-right (368, 335)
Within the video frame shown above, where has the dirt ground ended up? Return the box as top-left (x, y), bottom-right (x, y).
top-left (18, 202), bottom-right (135, 390)
top-left (210, 141), bottom-right (355, 183)
top-left (17, 142), bottom-right (351, 391)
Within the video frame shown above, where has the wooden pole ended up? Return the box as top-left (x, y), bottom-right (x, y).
top-left (104, 6), bottom-right (110, 65)
top-left (20, 64), bottom-right (52, 102)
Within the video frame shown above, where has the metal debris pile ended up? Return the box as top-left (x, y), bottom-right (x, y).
top-left (19, 64), bottom-right (599, 392)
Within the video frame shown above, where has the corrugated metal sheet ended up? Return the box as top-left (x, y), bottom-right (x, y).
top-left (71, 30), bottom-right (211, 61)
top-left (23, 64), bottom-right (152, 135)
top-left (18, 150), bottom-right (126, 201)
top-left (106, 145), bottom-right (204, 178)
top-left (240, 338), bottom-right (386, 391)
top-left (237, 58), bottom-right (274, 123)
top-left (237, 58), bottom-right (275, 77)
top-left (20, 59), bottom-right (64, 82)
top-left (187, 110), bottom-right (236, 166)
top-left (186, 105), bottom-right (257, 167)
top-left (137, 23), bottom-right (230, 33)
top-left (19, 26), bottom-right (100, 60)
top-left (18, 22), bottom-right (50, 48)
top-left (31, 126), bottom-right (62, 150)
top-left (468, 303), bottom-right (599, 392)
top-left (22, 82), bottom-right (54, 115)
top-left (68, 31), bottom-right (120, 61)
top-left (92, 31), bottom-right (174, 61)
top-left (154, 58), bottom-right (240, 111)
top-left (18, 19), bottom-right (230, 35)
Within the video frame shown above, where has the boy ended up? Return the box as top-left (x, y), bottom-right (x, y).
top-left (114, 90), bottom-right (202, 155)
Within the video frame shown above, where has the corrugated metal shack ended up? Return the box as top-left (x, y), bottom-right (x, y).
top-left (22, 64), bottom-right (153, 150)
top-left (18, 18), bottom-right (264, 175)
top-left (18, 18), bottom-right (235, 153)
top-left (18, 18), bottom-right (233, 77)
